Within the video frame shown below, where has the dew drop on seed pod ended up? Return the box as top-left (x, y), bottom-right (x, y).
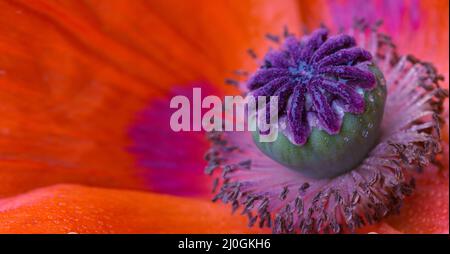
top-left (362, 129), bottom-right (369, 138)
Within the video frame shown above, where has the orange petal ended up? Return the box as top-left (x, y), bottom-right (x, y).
top-left (400, 0), bottom-right (449, 87)
top-left (383, 165), bottom-right (449, 234)
top-left (0, 0), bottom-right (301, 197)
top-left (0, 184), bottom-right (266, 233)
top-left (359, 223), bottom-right (403, 234)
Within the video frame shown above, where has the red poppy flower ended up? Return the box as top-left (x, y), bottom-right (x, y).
top-left (0, 0), bottom-right (448, 234)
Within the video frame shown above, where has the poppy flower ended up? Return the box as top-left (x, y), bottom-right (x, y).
top-left (0, 0), bottom-right (448, 234)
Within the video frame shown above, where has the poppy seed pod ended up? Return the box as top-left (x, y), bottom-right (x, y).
top-left (248, 29), bottom-right (387, 179)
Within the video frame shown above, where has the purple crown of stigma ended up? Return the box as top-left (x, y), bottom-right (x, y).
top-left (247, 28), bottom-right (376, 145)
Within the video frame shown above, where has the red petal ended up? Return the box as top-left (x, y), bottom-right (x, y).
top-left (0, 184), bottom-right (266, 233)
top-left (0, 0), bottom-right (301, 197)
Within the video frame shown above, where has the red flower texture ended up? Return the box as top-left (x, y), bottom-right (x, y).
top-left (0, 0), bottom-right (448, 234)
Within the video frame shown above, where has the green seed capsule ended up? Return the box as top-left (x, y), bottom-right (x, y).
top-left (252, 64), bottom-right (387, 179)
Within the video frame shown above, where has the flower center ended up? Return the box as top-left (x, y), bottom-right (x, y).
top-left (208, 23), bottom-right (447, 234)
top-left (289, 61), bottom-right (315, 83)
top-left (247, 28), bottom-right (384, 179)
